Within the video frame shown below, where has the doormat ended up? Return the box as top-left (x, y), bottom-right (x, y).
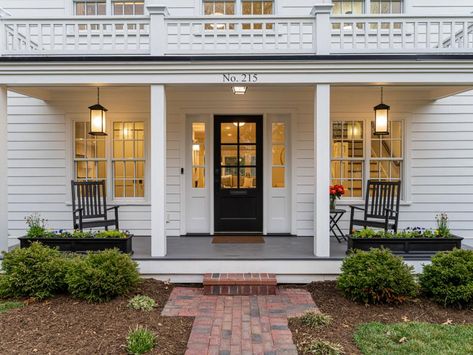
top-left (212, 236), bottom-right (265, 244)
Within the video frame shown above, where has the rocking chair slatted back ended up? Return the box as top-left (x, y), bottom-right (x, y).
top-left (71, 180), bottom-right (119, 231)
top-left (72, 180), bottom-right (107, 219)
top-left (365, 180), bottom-right (401, 220)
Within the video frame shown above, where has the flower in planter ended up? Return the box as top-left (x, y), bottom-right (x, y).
top-left (435, 212), bottom-right (450, 237)
top-left (329, 184), bottom-right (345, 209)
top-left (25, 213), bottom-right (48, 238)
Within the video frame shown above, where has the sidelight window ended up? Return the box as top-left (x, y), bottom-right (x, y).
top-left (271, 123), bottom-right (286, 188)
top-left (192, 123), bottom-right (206, 188)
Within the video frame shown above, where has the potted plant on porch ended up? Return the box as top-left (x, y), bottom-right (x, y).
top-left (348, 213), bottom-right (462, 255)
top-left (18, 214), bottom-right (133, 254)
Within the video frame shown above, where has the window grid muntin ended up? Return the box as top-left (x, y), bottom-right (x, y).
top-left (112, 121), bottom-right (145, 198)
top-left (332, 0), bottom-right (365, 15)
top-left (370, 0), bottom-right (403, 14)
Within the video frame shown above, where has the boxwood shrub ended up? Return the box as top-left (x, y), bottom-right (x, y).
top-left (0, 242), bottom-right (68, 299)
top-left (337, 248), bottom-right (418, 304)
top-left (65, 248), bottom-right (139, 302)
top-left (419, 249), bottom-right (473, 308)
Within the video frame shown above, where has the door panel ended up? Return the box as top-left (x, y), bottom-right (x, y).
top-left (214, 116), bottom-right (263, 233)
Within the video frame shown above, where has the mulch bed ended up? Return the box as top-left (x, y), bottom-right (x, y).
top-left (288, 281), bottom-right (473, 354)
top-left (0, 279), bottom-right (193, 354)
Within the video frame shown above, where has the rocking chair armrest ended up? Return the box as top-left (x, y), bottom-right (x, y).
top-left (73, 207), bottom-right (84, 214)
top-left (106, 206), bottom-right (120, 211)
top-left (349, 205), bottom-right (365, 212)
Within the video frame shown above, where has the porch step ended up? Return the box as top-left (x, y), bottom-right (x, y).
top-left (203, 273), bottom-right (277, 296)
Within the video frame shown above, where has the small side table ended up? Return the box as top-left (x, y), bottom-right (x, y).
top-left (330, 208), bottom-right (347, 243)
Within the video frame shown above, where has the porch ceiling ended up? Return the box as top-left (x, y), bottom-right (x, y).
top-left (9, 84), bottom-right (473, 102)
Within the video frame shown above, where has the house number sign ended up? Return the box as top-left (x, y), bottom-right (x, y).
top-left (223, 73), bottom-right (259, 83)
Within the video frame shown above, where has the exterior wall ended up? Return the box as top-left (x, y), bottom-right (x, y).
top-left (0, 0), bottom-right (67, 16)
top-left (6, 86), bottom-right (473, 243)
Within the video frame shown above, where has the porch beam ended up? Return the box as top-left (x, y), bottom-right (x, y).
top-left (314, 84), bottom-right (331, 257)
top-left (150, 84), bottom-right (167, 257)
top-left (0, 86), bottom-right (7, 253)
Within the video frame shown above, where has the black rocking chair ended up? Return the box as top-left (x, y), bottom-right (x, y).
top-left (71, 180), bottom-right (119, 231)
top-left (349, 180), bottom-right (401, 234)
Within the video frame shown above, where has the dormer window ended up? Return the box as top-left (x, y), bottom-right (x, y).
top-left (74, 0), bottom-right (106, 16)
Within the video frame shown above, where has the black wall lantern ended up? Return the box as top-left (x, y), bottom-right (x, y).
top-left (89, 87), bottom-right (108, 136)
top-left (374, 87), bottom-right (390, 136)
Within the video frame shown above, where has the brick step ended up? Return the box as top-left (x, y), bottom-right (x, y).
top-left (203, 273), bottom-right (277, 296)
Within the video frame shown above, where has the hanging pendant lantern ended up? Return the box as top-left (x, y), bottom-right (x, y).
top-left (374, 87), bottom-right (390, 136)
top-left (89, 87), bottom-right (108, 136)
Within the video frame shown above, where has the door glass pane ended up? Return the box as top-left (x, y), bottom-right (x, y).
top-left (221, 167), bottom-right (238, 189)
top-left (239, 168), bottom-right (256, 188)
top-left (221, 123), bottom-right (237, 143)
top-left (272, 145), bottom-right (285, 165)
top-left (221, 145), bottom-right (238, 166)
top-left (192, 167), bottom-right (205, 188)
top-left (272, 167), bottom-right (285, 188)
top-left (272, 123), bottom-right (285, 144)
top-left (239, 145), bottom-right (256, 166)
top-left (239, 123), bottom-right (256, 143)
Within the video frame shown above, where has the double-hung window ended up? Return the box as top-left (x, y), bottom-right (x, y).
top-left (242, 0), bottom-right (274, 15)
top-left (332, 0), bottom-right (365, 15)
top-left (73, 120), bottom-right (146, 200)
top-left (203, 0), bottom-right (236, 15)
top-left (331, 120), bottom-right (404, 200)
top-left (74, 0), bottom-right (106, 15)
top-left (112, 1), bottom-right (145, 15)
top-left (371, 0), bottom-right (403, 14)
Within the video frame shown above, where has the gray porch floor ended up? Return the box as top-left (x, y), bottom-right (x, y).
top-left (132, 236), bottom-right (346, 260)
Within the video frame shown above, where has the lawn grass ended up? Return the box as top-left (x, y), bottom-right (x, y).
top-left (354, 322), bottom-right (473, 355)
top-left (0, 301), bottom-right (24, 313)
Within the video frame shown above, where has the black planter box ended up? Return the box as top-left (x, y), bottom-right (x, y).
top-left (347, 235), bottom-right (463, 255)
top-left (19, 236), bottom-right (133, 254)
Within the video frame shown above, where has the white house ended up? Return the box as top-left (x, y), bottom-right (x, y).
top-left (0, 0), bottom-right (473, 281)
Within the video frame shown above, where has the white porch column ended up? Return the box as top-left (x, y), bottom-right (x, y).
top-left (150, 84), bottom-right (167, 257)
top-left (0, 86), bottom-right (8, 252)
top-left (314, 84), bottom-right (331, 257)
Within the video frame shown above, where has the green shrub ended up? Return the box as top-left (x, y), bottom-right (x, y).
top-left (419, 249), bottom-right (473, 308)
top-left (0, 301), bottom-right (24, 313)
top-left (0, 243), bottom-right (68, 299)
top-left (302, 339), bottom-right (344, 355)
top-left (128, 295), bottom-right (157, 311)
top-left (337, 248), bottom-right (418, 304)
top-left (65, 249), bottom-right (139, 302)
top-left (94, 230), bottom-right (129, 239)
top-left (126, 326), bottom-right (156, 354)
top-left (298, 311), bottom-right (332, 329)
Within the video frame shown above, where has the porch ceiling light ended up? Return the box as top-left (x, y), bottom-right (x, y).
top-left (89, 87), bottom-right (108, 136)
top-left (232, 86), bottom-right (247, 95)
top-left (374, 87), bottom-right (390, 136)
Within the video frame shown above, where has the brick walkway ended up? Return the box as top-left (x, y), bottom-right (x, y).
top-left (162, 287), bottom-right (318, 355)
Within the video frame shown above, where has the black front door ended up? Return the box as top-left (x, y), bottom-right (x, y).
top-left (214, 115), bottom-right (263, 233)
